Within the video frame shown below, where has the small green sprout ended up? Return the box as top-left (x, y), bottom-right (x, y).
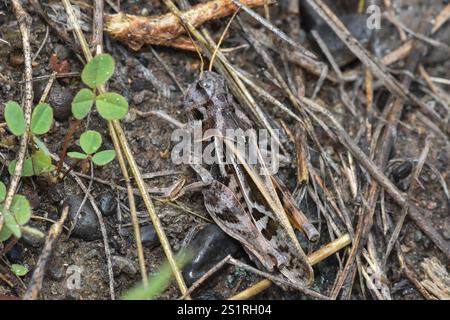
top-left (72, 88), bottom-right (94, 120)
top-left (5, 100), bottom-right (55, 177)
top-left (72, 53), bottom-right (128, 121)
top-left (0, 182), bottom-right (43, 243)
top-left (5, 101), bottom-right (53, 137)
top-left (0, 191), bottom-right (31, 241)
top-left (67, 130), bottom-right (116, 166)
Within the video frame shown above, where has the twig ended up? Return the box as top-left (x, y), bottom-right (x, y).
top-left (23, 206), bottom-right (69, 300)
top-left (1, 1), bottom-right (34, 231)
top-left (229, 257), bottom-right (330, 300)
top-left (179, 255), bottom-right (232, 300)
top-left (104, 0), bottom-right (274, 50)
top-left (229, 234), bottom-right (351, 300)
top-left (91, 0), bottom-right (105, 51)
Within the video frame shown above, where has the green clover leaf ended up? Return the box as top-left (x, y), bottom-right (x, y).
top-left (92, 150), bottom-right (116, 166)
top-left (72, 88), bottom-right (95, 120)
top-left (81, 53), bottom-right (115, 88)
top-left (95, 92), bottom-right (128, 120)
top-left (80, 130), bottom-right (102, 155)
top-left (31, 103), bottom-right (53, 135)
top-left (5, 101), bottom-right (26, 136)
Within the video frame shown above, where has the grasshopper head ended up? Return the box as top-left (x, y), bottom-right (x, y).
top-left (184, 71), bottom-right (231, 125)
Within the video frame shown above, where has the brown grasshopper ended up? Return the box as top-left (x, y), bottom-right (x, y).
top-left (182, 71), bottom-right (318, 286)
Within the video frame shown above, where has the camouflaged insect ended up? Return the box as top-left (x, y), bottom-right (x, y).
top-left (184, 71), bottom-right (317, 286)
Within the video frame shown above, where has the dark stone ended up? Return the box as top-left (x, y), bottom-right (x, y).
top-left (47, 263), bottom-right (65, 281)
top-left (414, 230), bottom-right (423, 242)
top-left (33, 81), bottom-right (73, 121)
top-left (64, 195), bottom-right (101, 241)
top-left (140, 224), bottom-right (159, 248)
top-left (130, 79), bottom-right (153, 92)
top-left (300, 1), bottom-right (371, 67)
top-left (112, 255), bottom-right (137, 276)
top-left (97, 192), bottom-right (117, 217)
top-left (300, 0), bottom-right (358, 31)
top-left (424, 12), bottom-right (450, 64)
top-left (392, 161), bottom-right (413, 182)
top-left (182, 224), bottom-right (241, 286)
top-left (21, 224), bottom-right (45, 249)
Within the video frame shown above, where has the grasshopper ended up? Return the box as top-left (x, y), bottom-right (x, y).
top-left (182, 71), bottom-right (318, 286)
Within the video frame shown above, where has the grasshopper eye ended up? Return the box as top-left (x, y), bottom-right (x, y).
top-left (199, 81), bottom-right (211, 90)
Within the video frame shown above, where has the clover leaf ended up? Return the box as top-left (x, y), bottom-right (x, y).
top-left (5, 101), bottom-right (26, 136)
top-left (0, 182), bottom-right (6, 203)
top-left (31, 103), bottom-right (53, 135)
top-left (8, 158), bottom-right (34, 177)
top-left (92, 150), bottom-right (116, 166)
top-left (81, 53), bottom-right (115, 88)
top-left (80, 130), bottom-right (102, 155)
top-left (95, 92), bottom-right (128, 120)
top-left (72, 88), bottom-right (95, 120)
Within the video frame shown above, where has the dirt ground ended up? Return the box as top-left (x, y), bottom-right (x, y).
top-left (0, 0), bottom-right (449, 300)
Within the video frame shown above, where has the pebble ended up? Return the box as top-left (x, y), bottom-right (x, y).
top-left (392, 161), bottom-right (413, 183)
top-left (21, 226), bottom-right (45, 249)
top-left (64, 195), bottom-right (101, 241)
top-left (97, 192), bottom-right (117, 217)
top-left (112, 255), bottom-right (137, 276)
top-left (33, 81), bottom-right (73, 121)
top-left (182, 224), bottom-right (241, 286)
top-left (85, 249), bottom-right (100, 260)
top-left (140, 224), bottom-right (160, 248)
top-left (47, 263), bottom-right (65, 281)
